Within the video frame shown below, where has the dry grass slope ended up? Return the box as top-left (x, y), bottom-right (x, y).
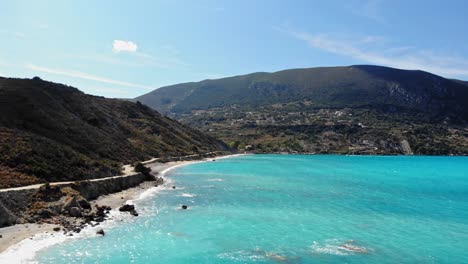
top-left (0, 77), bottom-right (228, 188)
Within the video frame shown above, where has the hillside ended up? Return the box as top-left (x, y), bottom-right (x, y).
top-left (136, 65), bottom-right (468, 155)
top-left (0, 77), bottom-right (227, 188)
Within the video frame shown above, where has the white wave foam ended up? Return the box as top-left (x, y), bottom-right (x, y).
top-left (0, 232), bottom-right (68, 264)
top-left (0, 208), bottom-right (135, 263)
top-left (177, 193), bottom-right (196, 197)
top-left (310, 239), bottom-right (369, 256)
top-left (137, 178), bottom-right (174, 200)
top-left (217, 250), bottom-right (266, 261)
top-left (217, 248), bottom-right (289, 262)
top-left (207, 178), bottom-right (224, 182)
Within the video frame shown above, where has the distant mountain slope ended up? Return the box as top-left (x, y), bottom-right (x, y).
top-left (137, 65), bottom-right (468, 120)
top-left (0, 77), bottom-right (227, 188)
top-left (136, 65), bottom-right (468, 155)
top-left (452, 79), bottom-right (468, 87)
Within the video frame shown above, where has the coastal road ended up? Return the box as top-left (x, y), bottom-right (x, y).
top-left (0, 151), bottom-right (223, 193)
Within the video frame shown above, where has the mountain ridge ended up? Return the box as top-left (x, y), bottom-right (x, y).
top-left (136, 65), bottom-right (468, 121)
top-left (135, 65), bottom-right (468, 155)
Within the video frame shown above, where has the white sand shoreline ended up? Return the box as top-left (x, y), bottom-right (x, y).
top-left (0, 153), bottom-right (245, 263)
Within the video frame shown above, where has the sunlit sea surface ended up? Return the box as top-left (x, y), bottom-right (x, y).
top-left (37, 154), bottom-right (468, 263)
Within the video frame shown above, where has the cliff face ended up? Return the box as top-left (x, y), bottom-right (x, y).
top-left (0, 77), bottom-right (228, 188)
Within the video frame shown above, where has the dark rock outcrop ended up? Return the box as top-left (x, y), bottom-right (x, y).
top-left (0, 202), bottom-right (17, 227)
top-left (63, 196), bottom-right (80, 212)
top-left (119, 204), bottom-right (135, 212)
top-left (96, 228), bottom-right (105, 236)
top-left (0, 158), bottom-right (206, 228)
top-left (154, 177), bottom-right (164, 186)
top-left (134, 163), bottom-right (154, 181)
top-left (69, 207), bottom-right (82, 217)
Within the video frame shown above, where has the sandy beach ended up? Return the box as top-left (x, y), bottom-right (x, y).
top-left (0, 223), bottom-right (60, 253)
top-left (0, 154), bottom-right (243, 258)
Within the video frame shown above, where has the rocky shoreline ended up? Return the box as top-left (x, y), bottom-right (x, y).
top-left (0, 153), bottom-right (233, 254)
top-left (0, 164), bottom-right (163, 240)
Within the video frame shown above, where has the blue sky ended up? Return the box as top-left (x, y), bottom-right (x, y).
top-left (1, 0), bottom-right (468, 98)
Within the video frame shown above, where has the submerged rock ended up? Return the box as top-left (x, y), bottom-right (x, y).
top-left (130, 210), bottom-right (139, 216)
top-left (338, 241), bottom-right (369, 254)
top-left (181, 205), bottom-right (188, 210)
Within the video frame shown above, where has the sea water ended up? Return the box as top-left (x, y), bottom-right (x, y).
top-left (36, 155), bottom-right (468, 263)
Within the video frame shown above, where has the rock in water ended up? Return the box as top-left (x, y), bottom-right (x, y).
top-left (181, 205), bottom-right (188, 210)
top-left (130, 210), bottom-right (139, 216)
top-left (69, 207), bottom-right (82, 217)
top-left (96, 228), bottom-right (105, 236)
top-left (154, 177), bottom-right (164, 186)
top-left (119, 204), bottom-right (135, 212)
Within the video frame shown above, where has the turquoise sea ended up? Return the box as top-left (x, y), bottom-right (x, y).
top-left (37, 155), bottom-right (468, 263)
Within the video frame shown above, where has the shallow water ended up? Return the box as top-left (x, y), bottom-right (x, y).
top-left (37, 154), bottom-right (468, 263)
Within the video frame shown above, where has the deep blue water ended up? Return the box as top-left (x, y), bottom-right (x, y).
top-left (37, 155), bottom-right (468, 263)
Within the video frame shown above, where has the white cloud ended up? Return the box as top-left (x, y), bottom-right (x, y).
top-left (282, 29), bottom-right (468, 78)
top-left (112, 40), bottom-right (138, 53)
top-left (27, 64), bottom-right (155, 90)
